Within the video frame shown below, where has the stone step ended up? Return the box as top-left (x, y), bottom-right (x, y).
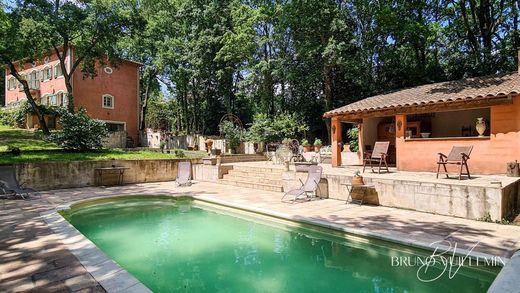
top-left (226, 169), bottom-right (284, 179)
top-left (222, 174), bottom-right (284, 185)
top-left (220, 155), bottom-right (267, 163)
top-left (219, 178), bottom-right (283, 192)
top-left (230, 165), bottom-right (285, 174)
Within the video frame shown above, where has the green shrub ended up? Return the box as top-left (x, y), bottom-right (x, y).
top-left (313, 138), bottom-right (322, 146)
top-left (245, 112), bottom-right (308, 143)
top-left (50, 108), bottom-right (108, 151)
top-left (244, 113), bottom-right (272, 143)
top-left (0, 108), bottom-right (16, 126)
top-left (174, 149), bottom-right (185, 158)
top-left (301, 139), bottom-right (309, 146)
top-left (220, 120), bottom-right (243, 151)
top-left (347, 126), bottom-right (359, 152)
top-left (0, 103), bottom-right (27, 127)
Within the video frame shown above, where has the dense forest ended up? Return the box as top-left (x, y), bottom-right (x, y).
top-left (133, 0), bottom-right (519, 142)
top-left (2, 0), bottom-right (519, 143)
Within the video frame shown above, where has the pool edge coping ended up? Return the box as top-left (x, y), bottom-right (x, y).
top-left (487, 250), bottom-right (520, 293)
top-left (41, 192), bottom-right (515, 293)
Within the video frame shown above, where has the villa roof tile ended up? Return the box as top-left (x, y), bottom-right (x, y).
top-left (324, 72), bottom-right (520, 117)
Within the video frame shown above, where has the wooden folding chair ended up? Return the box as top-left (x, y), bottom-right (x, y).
top-left (362, 141), bottom-right (390, 173)
top-left (436, 145), bottom-right (473, 180)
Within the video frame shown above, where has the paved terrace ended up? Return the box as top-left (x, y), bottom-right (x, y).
top-left (224, 161), bottom-right (520, 187)
top-left (2, 181), bottom-right (520, 292)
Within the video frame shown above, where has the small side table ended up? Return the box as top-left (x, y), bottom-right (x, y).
top-left (95, 167), bottom-right (130, 186)
top-left (341, 183), bottom-right (375, 205)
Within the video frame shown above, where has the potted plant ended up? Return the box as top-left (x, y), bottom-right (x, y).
top-left (301, 139), bottom-right (311, 152)
top-left (351, 171), bottom-right (364, 185)
top-left (314, 138), bottom-right (322, 152)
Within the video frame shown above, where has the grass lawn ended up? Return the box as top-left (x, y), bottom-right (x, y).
top-left (0, 125), bottom-right (207, 164)
top-left (0, 149), bottom-right (207, 164)
top-left (0, 124), bottom-right (59, 152)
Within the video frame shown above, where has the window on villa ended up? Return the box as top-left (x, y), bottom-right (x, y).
top-left (7, 77), bottom-right (17, 90)
top-left (40, 95), bottom-right (48, 105)
top-left (102, 94), bottom-right (114, 109)
top-left (49, 94), bottom-right (57, 106)
top-left (54, 63), bottom-right (63, 78)
top-left (56, 92), bottom-right (66, 106)
top-left (106, 123), bottom-right (125, 132)
top-left (28, 71), bottom-right (40, 90)
top-left (404, 108), bottom-right (491, 139)
top-left (42, 66), bottom-right (52, 81)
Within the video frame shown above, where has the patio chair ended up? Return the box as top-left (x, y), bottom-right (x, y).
top-left (0, 165), bottom-right (40, 200)
top-left (281, 165), bottom-right (322, 202)
top-left (362, 141), bottom-right (390, 173)
top-left (176, 161), bottom-right (192, 186)
top-left (436, 146), bottom-right (473, 180)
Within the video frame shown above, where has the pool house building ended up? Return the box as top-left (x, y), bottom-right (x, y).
top-left (325, 58), bottom-right (520, 175)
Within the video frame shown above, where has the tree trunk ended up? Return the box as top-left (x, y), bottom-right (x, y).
top-left (22, 83), bottom-right (50, 135)
top-left (323, 64), bottom-right (333, 143)
top-left (64, 79), bottom-right (74, 113)
top-left (55, 43), bottom-right (76, 113)
top-left (139, 72), bottom-right (156, 130)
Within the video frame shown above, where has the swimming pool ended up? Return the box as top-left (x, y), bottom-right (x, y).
top-left (61, 196), bottom-right (499, 292)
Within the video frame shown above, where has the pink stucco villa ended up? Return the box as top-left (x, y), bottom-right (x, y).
top-left (4, 47), bottom-right (141, 145)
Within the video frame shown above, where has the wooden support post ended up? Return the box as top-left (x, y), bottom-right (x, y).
top-left (357, 122), bottom-right (364, 164)
top-left (331, 117), bottom-right (342, 167)
top-left (395, 114), bottom-right (406, 139)
top-left (395, 114), bottom-right (406, 170)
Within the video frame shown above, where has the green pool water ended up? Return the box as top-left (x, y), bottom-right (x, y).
top-left (62, 196), bottom-right (500, 293)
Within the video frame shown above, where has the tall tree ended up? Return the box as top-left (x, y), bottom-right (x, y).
top-left (120, 0), bottom-right (171, 130)
top-left (0, 5), bottom-right (50, 134)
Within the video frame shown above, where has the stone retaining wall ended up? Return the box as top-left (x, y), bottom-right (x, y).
top-left (12, 159), bottom-right (202, 191)
top-left (323, 173), bottom-right (519, 221)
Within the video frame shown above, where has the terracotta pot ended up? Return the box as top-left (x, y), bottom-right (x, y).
top-left (314, 145), bottom-right (322, 152)
top-left (303, 145), bottom-right (312, 152)
top-left (351, 176), bottom-right (364, 185)
top-left (343, 144), bottom-right (350, 152)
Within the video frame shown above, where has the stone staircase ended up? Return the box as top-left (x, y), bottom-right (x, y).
top-left (219, 154), bottom-right (267, 164)
top-left (219, 165), bottom-right (284, 192)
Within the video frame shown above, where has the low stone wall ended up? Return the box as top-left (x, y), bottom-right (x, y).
top-left (323, 173), bottom-right (519, 221)
top-left (13, 159), bottom-right (202, 191)
top-left (193, 164), bottom-right (233, 182)
top-left (103, 131), bottom-right (127, 148)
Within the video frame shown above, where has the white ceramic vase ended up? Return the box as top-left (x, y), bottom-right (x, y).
top-left (476, 118), bottom-right (486, 137)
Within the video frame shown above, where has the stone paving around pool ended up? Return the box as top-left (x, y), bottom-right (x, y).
top-left (1, 181), bottom-right (520, 292)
